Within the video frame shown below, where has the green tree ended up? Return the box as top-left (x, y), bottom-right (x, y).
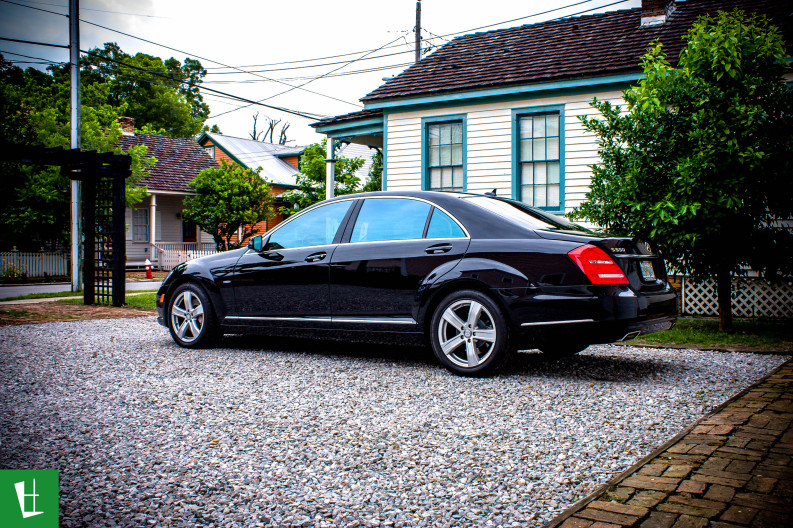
top-left (279, 139), bottom-right (364, 215)
top-left (79, 43), bottom-right (211, 138)
top-left (570, 10), bottom-right (793, 331)
top-left (183, 160), bottom-right (274, 251)
top-left (362, 149), bottom-right (383, 192)
top-left (0, 55), bottom-right (155, 250)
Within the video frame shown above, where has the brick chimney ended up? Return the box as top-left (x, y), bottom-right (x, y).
top-left (641, 0), bottom-right (675, 27)
top-left (119, 116), bottom-right (135, 135)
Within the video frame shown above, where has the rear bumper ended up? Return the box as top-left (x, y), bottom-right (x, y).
top-left (498, 282), bottom-right (678, 346)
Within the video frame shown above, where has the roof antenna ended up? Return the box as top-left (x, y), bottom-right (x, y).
top-left (485, 189), bottom-right (497, 197)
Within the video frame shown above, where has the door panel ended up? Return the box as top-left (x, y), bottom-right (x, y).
top-left (230, 200), bottom-right (353, 324)
top-left (232, 245), bottom-right (336, 319)
top-left (329, 239), bottom-right (469, 321)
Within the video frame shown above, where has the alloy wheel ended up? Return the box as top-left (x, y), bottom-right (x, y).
top-left (437, 299), bottom-right (497, 368)
top-left (170, 290), bottom-right (205, 344)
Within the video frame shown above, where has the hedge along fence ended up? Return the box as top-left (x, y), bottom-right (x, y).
top-left (0, 250), bottom-right (69, 279)
top-left (681, 276), bottom-right (793, 319)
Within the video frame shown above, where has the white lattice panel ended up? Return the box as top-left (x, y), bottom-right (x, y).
top-left (682, 277), bottom-right (793, 318)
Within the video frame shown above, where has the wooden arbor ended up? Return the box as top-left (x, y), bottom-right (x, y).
top-left (1, 143), bottom-right (130, 306)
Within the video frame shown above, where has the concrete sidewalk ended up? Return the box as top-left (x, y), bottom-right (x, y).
top-left (547, 360), bottom-right (793, 528)
top-left (0, 281), bottom-right (161, 299)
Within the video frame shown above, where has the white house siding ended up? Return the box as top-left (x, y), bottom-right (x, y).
top-left (124, 193), bottom-right (213, 264)
top-left (385, 89), bottom-right (625, 214)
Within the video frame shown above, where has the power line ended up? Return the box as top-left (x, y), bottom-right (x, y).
top-left (80, 19), bottom-right (362, 108)
top-left (81, 48), bottom-right (328, 121)
top-left (0, 0), bottom-right (65, 17)
top-left (0, 48), bottom-right (66, 63)
top-left (0, 36), bottom-right (69, 48)
top-left (200, 0), bottom-right (623, 71)
top-left (9, 0), bottom-right (168, 18)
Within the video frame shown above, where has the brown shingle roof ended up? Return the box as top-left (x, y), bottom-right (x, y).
top-left (118, 133), bottom-right (217, 193)
top-left (362, 0), bottom-right (792, 103)
top-left (312, 108), bottom-right (384, 129)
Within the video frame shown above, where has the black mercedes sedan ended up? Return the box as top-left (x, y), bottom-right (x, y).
top-left (156, 191), bottom-right (676, 376)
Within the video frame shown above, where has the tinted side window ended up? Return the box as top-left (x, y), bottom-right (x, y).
top-left (425, 208), bottom-right (465, 238)
top-left (267, 201), bottom-right (352, 250)
top-left (351, 198), bottom-right (431, 242)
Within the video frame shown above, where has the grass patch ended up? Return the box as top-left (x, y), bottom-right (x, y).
top-left (0, 290), bottom-right (82, 301)
top-left (634, 318), bottom-right (793, 352)
top-left (57, 291), bottom-right (157, 311)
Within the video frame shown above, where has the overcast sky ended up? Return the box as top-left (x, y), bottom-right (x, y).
top-left (0, 0), bottom-right (642, 145)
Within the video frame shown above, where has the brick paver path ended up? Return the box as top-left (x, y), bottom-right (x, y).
top-left (548, 359), bottom-right (793, 528)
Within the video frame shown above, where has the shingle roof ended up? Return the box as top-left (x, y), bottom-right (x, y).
top-left (117, 133), bottom-right (217, 193)
top-left (312, 108), bottom-right (384, 129)
top-left (201, 133), bottom-right (304, 188)
top-left (362, 0), bottom-right (792, 103)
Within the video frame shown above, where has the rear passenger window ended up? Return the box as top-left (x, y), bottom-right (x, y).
top-left (351, 198), bottom-right (431, 242)
top-left (425, 208), bottom-right (465, 238)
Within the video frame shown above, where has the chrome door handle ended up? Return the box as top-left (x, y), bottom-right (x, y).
top-left (425, 244), bottom-right (452, 254)
top-left (305, 252), bottom-right (327, 262)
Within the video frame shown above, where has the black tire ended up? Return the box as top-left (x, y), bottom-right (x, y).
top-left (167, 282), bottom-right (220, 348)
top-left (429, 289), bottom-right (512, 377)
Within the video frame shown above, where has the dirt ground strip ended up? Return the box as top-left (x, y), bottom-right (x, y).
top-left (0, 302), bottom-right (154, 326)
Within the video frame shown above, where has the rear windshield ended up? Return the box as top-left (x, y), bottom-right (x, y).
top-left (463, 195), bottom-right (592, 233)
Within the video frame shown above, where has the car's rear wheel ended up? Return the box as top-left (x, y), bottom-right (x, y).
top-left (168, 283), bottom-right (219, 348)
top-left (430, 290), bottom-right (512, 376)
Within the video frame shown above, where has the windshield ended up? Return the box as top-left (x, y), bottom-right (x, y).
top-left (463, 195), bottom-right (592, 233)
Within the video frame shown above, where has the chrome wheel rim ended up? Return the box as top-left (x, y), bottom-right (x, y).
top-left (437, 299), bottom-right (497, 368)
top-left (170, 291), bottom-right (204, 343)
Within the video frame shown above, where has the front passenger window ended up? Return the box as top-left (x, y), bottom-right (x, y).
top-left (267, 201), bottom-right (352, 250)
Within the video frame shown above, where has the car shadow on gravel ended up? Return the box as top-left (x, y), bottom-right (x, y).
top-left (503, 349), bottom-right (681, 382)
top-left (215, 334), bottom-right (678, 382)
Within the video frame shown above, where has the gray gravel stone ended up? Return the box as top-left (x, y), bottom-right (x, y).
top-left (0, 317), bottom-right (788, 527)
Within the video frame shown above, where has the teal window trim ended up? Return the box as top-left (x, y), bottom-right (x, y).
top-left (382, 113), bottom-right (388, 190)
top-left (421, 113), bottom-right (467, 192)
top-left (511, 104), bottom-right (565, 214)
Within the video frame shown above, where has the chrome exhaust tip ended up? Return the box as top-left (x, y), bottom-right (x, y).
top-left (619, 331), bottom-right (641, 342)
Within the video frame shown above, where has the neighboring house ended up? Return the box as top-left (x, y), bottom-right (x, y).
top-left (117, 118), bottom-right (218, 270)
top-left (197, 132), bottom-right (378, 243)
top-left (312, 0), bottom-right (791, 216)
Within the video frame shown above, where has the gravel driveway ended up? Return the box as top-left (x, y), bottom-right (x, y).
top-left (0, 317), bottom-right (788, 528)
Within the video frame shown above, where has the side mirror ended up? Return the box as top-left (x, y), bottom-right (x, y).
top-left (248, 235), bottom-right (263, 252)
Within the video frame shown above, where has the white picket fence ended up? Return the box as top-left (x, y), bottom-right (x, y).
top-left (682, 277), bottom-right (793, 319)
top-left (0, 250), bottom-right (69, 278)
top-left (154, 242), bottom-right (219, 271)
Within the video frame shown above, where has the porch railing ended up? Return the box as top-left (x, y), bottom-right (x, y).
top-left (153, 242), bottom-right (219, 271)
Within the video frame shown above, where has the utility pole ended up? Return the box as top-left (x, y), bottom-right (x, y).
top-left (69, 0), bottom-right (82, 292)
top-left (415, 0), bottom-right (422, 62)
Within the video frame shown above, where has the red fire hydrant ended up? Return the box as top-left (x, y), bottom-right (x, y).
top-left (144, 258), bottom-right (152, 280)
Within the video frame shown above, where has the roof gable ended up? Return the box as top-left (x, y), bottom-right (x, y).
top-left (362, 0), bottom-right (792, 104)
top-left (198, 132), bottom-right (304, 188)
top-left (117, 133), bottom-right (217, 193)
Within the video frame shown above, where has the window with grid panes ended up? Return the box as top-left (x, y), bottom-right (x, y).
top-left (518, 113), bottom-right (561, 209)
top-left (133, 208), bottom-right (149, 242)
top-left (427, 121), bottom-right (463, 191)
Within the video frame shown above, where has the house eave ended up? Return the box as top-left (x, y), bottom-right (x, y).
top-left (361, 72), bottom-right (644, 111)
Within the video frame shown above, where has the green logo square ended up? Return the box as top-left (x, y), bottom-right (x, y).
top-left (0, 470), bottom-right (59, 528)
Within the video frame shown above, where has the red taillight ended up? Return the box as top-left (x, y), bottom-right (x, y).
top-left (568, 244), bottom-right (629, 285)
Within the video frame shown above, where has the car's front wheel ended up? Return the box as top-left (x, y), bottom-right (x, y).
top-left (430, 290), bottom-right (512, 376)
top-left (168, 283), bottom-right (219, 348)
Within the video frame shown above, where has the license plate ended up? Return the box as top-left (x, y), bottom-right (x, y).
top-left (640, 261), bottom-right (656, 281)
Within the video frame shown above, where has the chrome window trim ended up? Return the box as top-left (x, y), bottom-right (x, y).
top-left (225, 315), bottom-right (416, 325)
top-left (521, 318), bottom-right (595, 327)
